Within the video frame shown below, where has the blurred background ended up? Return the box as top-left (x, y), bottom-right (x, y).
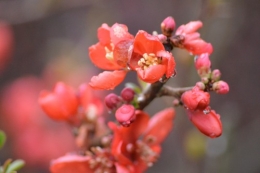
top-left (0, 0), bottom-right (260, 172)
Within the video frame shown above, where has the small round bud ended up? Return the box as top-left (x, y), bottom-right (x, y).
top-left (211, 69), bottom-right (221, 82)
top-left (121, 87), bottom-right (135, 102)
top-left (161, 16), bottom-right (176, 37)
top-left (115, 104), bottom-right (136, 127)
top-left (213, 80), bottom-right (229, 94)
top-left (195, 82), bottom-right (206, 90)
top-left (104, 93), bottom-right (121, 109)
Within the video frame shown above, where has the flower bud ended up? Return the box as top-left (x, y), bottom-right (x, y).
top-left (194, 53), bottom-right (211, 76)
top-left (211, 69), bottom-right (221, 82)
top-left (188, 110), bottom-right (222, 138)
top-left (115, 104), bottom-right (136, 127)
top-left (104, 93), bottom-right (121, 109)
top-left (213, 80), bottom-right (229, 94)
top-left (181, 87), bottom-right (210, 111)
top-left (120, 87), bottom-right (135, 102)
top-left (161, 16), bottom-right (176, 37)
top-left (195, 82), bottom-right (206, 90)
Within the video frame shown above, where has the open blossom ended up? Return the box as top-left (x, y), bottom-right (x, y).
top-left (109, 108), bottom-right (175, 172)
top-left (174, 21), bottom-right (213, 55)
top-left (38, 82), bottom-right (79, 121)
top-left (129, 30), bottom-right (176, 83)
top-left (181, 87), bottom-right (210, 111)
top-left (187, 109), bottom-right (222, 138)
top-left (89, 23), bottom-right (134, 90)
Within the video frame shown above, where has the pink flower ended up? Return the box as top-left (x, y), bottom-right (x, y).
top-left (104, 93), bottom-right (121, 110)
top-left (129, 31), bottom-right (176, 83)
top-left (181, 87), bottom-right (210, 111)
top-left (175, 21), bottom-right (213, 55)
top-left (213, 80), bottom-right (229, 94)
top-left (38, 82), bottom-right (79, 121)
top-left (109, 108), bottom-right (175, 172)
top-left (188, 109), bottom-right (222, 138)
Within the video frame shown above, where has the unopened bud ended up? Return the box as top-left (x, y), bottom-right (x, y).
top-left (211, 69), bottom-right (221, 82)
top-left (115, 104), bottom-right (136, 127)
top-left (195, 82), bottom-right (206, 90)
top-left (104, 93), bottom-right (121, 109)
top-left (161, 16), bottom-right (176, 37)
top-left (194, 53), bottom-right (211, 76)
top-left (213, 80), bottom-right (229, 94)
top-left (121, 87), bottom-right (135, 102)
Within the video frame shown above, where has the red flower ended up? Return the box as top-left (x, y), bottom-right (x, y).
top-left (89, 23), bottom-right (134, 90)
top-left (188, 109), bottom-right (222, 138)
top-left (109, 107), bottom-right (175, 172)
top-left (115, 104), bottom-right (136, 127)
top-left (50, 154), bottom-right (93, 173)
top-left (181, 87), bottom-right (210, 111)
top-left (38, 82), bottom-right (79, 121)
top-left (89, 23), bottom-right (134, 70)
top-left (175, 21), bottom-right (213, 55)
top-left (129, 31), bottom-right (176, 83)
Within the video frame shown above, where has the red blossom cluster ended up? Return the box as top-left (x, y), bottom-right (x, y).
top-left (37, 16), bottom-right (230, 173)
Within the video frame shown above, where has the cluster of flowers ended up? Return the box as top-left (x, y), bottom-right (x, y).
top-left (38, 16), bottom-right (229, 173)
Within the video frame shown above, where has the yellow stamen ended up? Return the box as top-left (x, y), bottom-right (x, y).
top-left (137, 53), bottom-right (162, 70)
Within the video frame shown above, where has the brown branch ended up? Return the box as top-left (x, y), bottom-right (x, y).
top-left (158, 85), bottom-right (193, 98)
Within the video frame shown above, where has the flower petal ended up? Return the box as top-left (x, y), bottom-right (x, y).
top-left (144, 108), bottom-right (175, 145)
top-left (89, 43), bottom-right (122, 70)
top-left (97, 23), bottom-right (111, 45)
top-left (157, 50), bottom-right (176, 78)
top-left (133, 30), bottom-right (164, 55)
top-left (110, 23), bottom-right (134, 45)
top-left (89, 70), bottom-right (127, 90)
top-left (136, 65), bottom-right (166, 83)
top-left (50, 154), bottom-right (93, 173)
top-left (113, 39), bottom-right (134, 67)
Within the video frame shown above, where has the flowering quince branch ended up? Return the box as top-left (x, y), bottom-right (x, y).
top-left (38, 16), bottom-right (230, 173)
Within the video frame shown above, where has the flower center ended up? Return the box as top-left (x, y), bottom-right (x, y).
top-left (137, 53), bottom-right (162, 70)
top-left (104, 43), bottom-right (115, 60)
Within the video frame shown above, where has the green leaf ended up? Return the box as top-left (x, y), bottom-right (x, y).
top-left (0, 131), bottom-right (6, 150)
top-left (6, 160), bottom-right (25, 173)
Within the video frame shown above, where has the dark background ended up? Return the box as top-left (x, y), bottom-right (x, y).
top-left (0, 0), bottom-right (260, 172)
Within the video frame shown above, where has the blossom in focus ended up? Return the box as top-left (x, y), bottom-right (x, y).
top-left (187, 109), bottom-right (222, 138)
top-left (89, 23), bottom-right (134, 90)
top-left (174, 21), bottom-right (213, 55)
top-left (109, 107), bottom-right (175, 172)
top-left (129, 30), bottom-right (176, 83)
top-left (39, 82), bottom-right (79, 121)
top-left (181, 87), bottom-right (210, 111)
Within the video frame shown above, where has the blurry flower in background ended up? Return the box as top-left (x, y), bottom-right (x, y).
top-left (0, 76), bottom-right (76, 168)
top-left (0, 21), bottom-right (13, 73)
